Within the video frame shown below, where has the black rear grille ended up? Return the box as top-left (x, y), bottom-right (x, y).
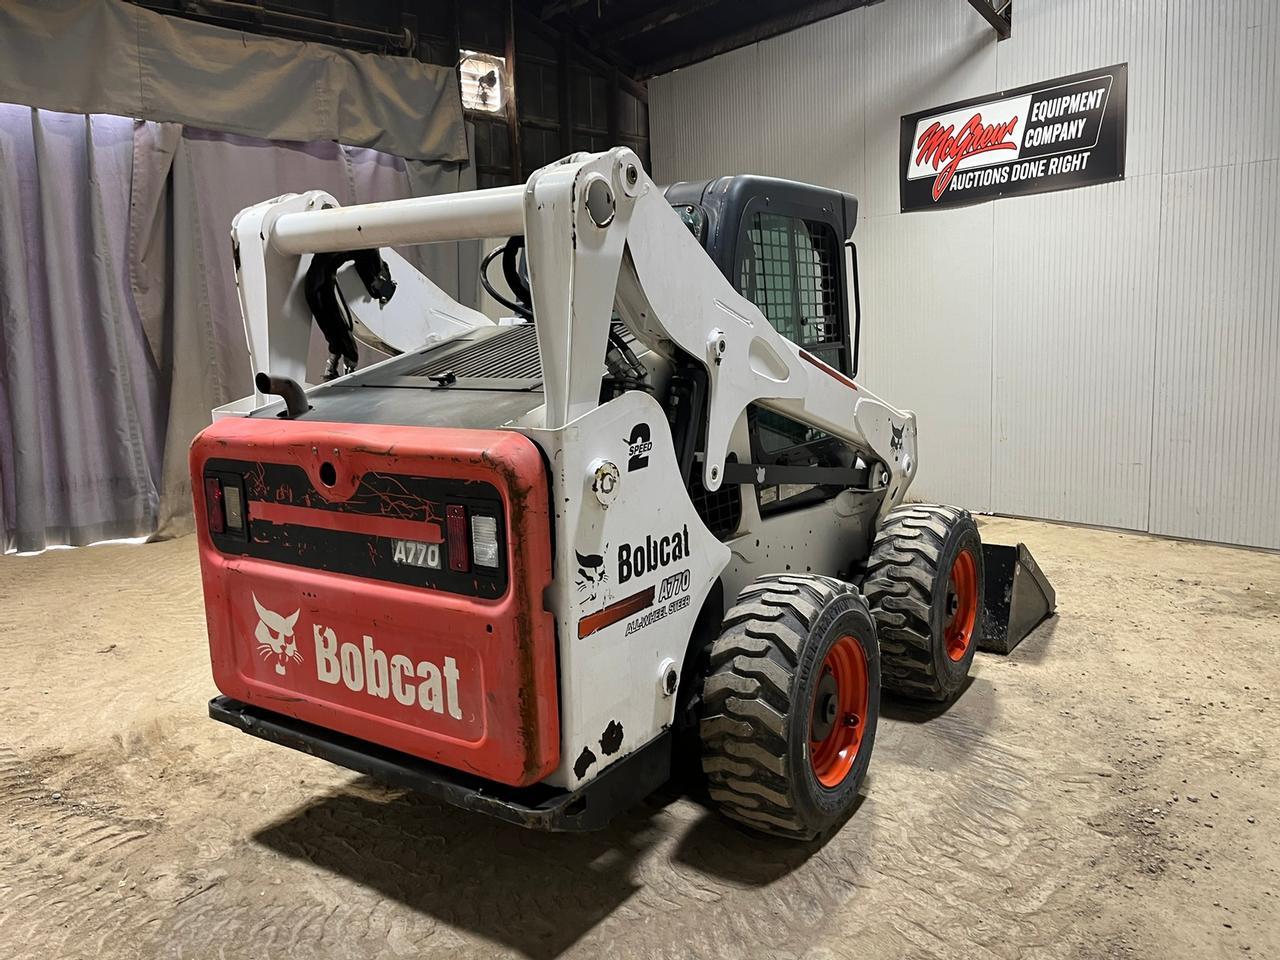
top-left (689, 458), bottom-right (742, 540)
top-left (404, 325), bottom-right (542, 380)
top-left (204, 457), bottom-right (508, 599)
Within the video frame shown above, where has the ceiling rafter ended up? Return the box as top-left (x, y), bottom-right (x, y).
top-left (597, 0), bottom-right (722, 46)
top-left (965, 0), bottom-right (1012, 40)
top-left (635, 0), bottom-right (875, 79)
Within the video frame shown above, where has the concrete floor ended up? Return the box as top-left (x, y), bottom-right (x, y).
top-left (1, 516), bottom-right (1277, 960)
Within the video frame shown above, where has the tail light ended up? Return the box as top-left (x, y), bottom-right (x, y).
top-left (470, 514), bottom-right (500, 568)
top-left (203, 473), bottom-right (246, 537)
top-left (446, 505), bottom-right (469, 571)
top-left (444, 505), bottom-right (502, 573)
top-left (204, 477), bottom-right (225, 534)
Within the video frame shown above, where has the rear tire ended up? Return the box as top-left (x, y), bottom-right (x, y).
top-left (862, 503), bottom-right (984, 702)
top-left (698, 575), bottom-right (880, 839)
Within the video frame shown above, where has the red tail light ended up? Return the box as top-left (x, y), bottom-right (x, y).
top-left (204, 477), bottom-right (225, 534)
top-left (446, 504), bottom-right (469, 572)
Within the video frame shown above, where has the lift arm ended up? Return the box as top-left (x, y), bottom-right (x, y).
top-left (520, 149), bottom-right (919, 511)
top-left (228, 189), bottom-right (491, 411)
top-left (233, 149), bottom-right (918, 513)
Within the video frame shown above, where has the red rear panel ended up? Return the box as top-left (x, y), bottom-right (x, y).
top-left (190, 417), bottom-right (558, 787)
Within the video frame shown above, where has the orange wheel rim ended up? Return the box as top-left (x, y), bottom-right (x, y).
top-left (808, 635), bottom-right (869, 788)
top-left (944, 549), bottom-right (979, 661)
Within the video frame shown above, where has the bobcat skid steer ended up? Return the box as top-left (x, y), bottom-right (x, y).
top-left (192, 148), bottom-right (1053, 839)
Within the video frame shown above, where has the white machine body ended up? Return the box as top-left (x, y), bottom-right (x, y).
top-left (223, 148), bottom-right (918, 790)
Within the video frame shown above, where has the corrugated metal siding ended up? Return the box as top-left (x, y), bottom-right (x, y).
top-left (1149, 160), bottom-right (1280, 548)
top-left (857, 204), bottom-right (995, 512)
top-left (991, 176), bottom-right (1161, 530)
top-left (858, 0), bottom-right (997, 218)
top-left (648, 0), bottom-right (1280, 548)
top-left (1163, 0), bottom-right (1279, 173)
top-left (750, 16), bottom-right (864, 193)
top-left (996, 0), bottom-right (1169, 177)
top-left (648, 44), bottom-right (759, 184)
top-left (1146, 0), bottom-right (1279, 547)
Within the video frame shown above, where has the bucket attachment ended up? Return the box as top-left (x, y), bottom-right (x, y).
top-left (979, 542), bottom-right (1056, 654)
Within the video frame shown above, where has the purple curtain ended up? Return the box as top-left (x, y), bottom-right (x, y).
top-left (0, 105), bottom-right (474, 551)
top-left (0, 107), bottom-right (158, 551)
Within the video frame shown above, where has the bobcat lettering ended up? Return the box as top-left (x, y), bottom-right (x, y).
top-left (313, 626), bottom-right (463, 719)
top-left (618, 524), bottom-right (690, 584)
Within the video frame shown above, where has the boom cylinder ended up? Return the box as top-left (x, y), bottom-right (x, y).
top-left (271, 184), bottom-right (527, 254)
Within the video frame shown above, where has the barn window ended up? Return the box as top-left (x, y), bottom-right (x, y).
top-left (459, 52), bottom-right (507, 114)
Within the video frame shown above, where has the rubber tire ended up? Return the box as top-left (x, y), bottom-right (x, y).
top-left (862, 503), bottom-right (984, 702)
top-left (698, 574), bottom-right (880, 840)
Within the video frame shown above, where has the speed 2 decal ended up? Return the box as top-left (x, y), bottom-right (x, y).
top-left (626, 423), bottom-right (652, 472)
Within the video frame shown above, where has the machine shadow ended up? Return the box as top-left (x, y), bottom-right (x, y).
top-left (1004, 616), bottom-right (1059, 665)
top-left (879, 675), bottom-right (976, 723)
top-left (668, 788), bottom-right (859, 885)
top-left (254, 780), bottom-right (663, 959)
top-left (254, 776), bottom-right (822, 959)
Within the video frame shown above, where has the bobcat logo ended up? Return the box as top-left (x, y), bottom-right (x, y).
top-left (253, 594), bottom-right (302, 676)
top-left (889, 423), bottom-right (904, 460)
top-left (576, 549), bottom-right (608, 602)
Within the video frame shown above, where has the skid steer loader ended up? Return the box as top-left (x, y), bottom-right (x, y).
top-left (192, 147), bottom-right (1052, 838)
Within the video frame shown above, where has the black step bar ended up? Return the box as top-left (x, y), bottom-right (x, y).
top-left (209, 696), bottom-right (671, 831)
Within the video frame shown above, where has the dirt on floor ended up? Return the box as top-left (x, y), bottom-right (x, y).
top-left (1, 516), bottom-right (1277, 960)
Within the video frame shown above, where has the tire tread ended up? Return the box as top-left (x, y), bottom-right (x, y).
top-left (861, 502), bottom-right (978, 700)
top-left (699, 574), bottom-right (849, 837)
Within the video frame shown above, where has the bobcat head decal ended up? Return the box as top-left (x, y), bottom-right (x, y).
top-left (889, 422), bottom-right (905, 460)
top-left (253, 594), bottom-right (302, 676)
top-left (575, 548), bottom-right (608, 603)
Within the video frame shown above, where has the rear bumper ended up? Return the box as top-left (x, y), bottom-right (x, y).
top-left (210, 696), bottom-right (671, 831)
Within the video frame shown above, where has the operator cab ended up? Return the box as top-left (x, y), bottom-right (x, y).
top-left (664, 176), bottom-right (869, 532)
top-left (665, 175), bottom-right (860, 377)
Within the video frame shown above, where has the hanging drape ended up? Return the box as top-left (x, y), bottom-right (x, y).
top-left (0, 106), bottom-right (478, 552)
top-left (0, 0), bottom-right (468, 164)
top-left (0, 0), bottom-right (475, 552)
top-left (0, 110), bottom-right (158, 552)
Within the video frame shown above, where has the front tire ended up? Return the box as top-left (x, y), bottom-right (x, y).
top-left (862, 503), bottom-right (984, 702)
top-left (698, 575), bottom-right (880, 839)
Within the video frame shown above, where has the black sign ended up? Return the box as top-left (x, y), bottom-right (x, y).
top-left (900, 64), bottom-right (1127, 211)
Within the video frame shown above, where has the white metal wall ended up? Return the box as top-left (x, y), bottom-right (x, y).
top-left (649, 0), bottom-right (1280, 549)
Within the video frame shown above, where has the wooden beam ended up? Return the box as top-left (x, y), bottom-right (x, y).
top-left (635, 0), bottom-right (874, 78)
top-left (505, 0), bottom-right (523, 182)
top-left (607, 65), bottom-right (620, 148)
top-left (598, 0), bottom-right (721, 46)
top-left (517, 7), bottom-right (648, 101)
top-left (558, 31), bottom-right (574, 155)
top-left (539, 0), bottom-right (596, 20)
top-left (965, 0), bottom-right (1012, 40)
